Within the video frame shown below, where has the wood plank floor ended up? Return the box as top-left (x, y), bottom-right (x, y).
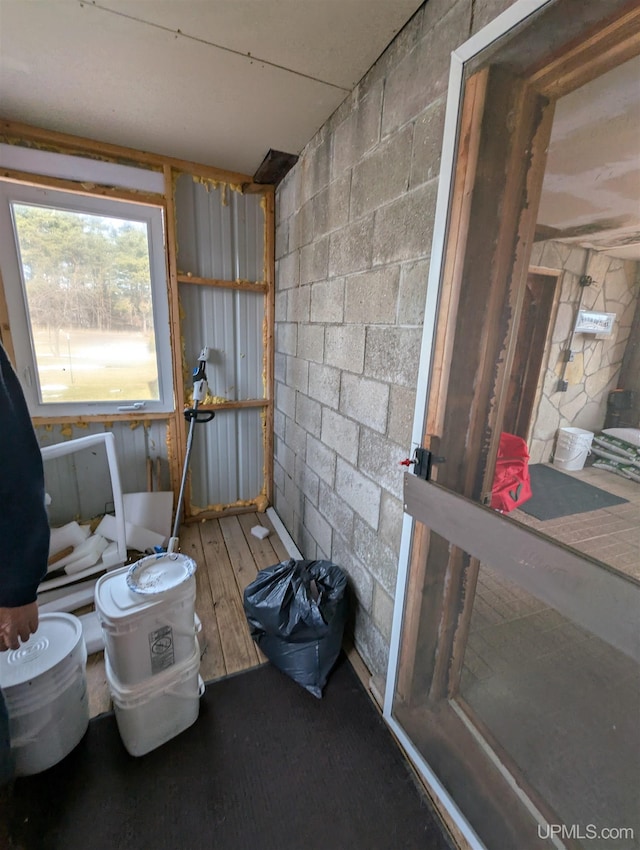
top-left (86, 511), bottom-right (290, 717)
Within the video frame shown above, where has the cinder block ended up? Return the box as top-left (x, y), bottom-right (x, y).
top-left (354, 607), bottom-right (389, 681)
top-left (276, 250), bottom-right (299, 290)
top-left (373, 583), bottom-right (395, 642)
top-left (289, 199), bottom-right (314, 251)
top-left (331, 80), bottom-right (383, 180)
top-left (274, 352), bottom-right (286, 383)
top-left (382, 0), bottom-right (470, 136)
top-left (274, 408), bottom-right (286, 440)
top-left (387, 384), bottom-right (416, 446)
top-left (335, 458), bottom-right (381, 529)
top-left (353, 516), bottom-right (398, 596)
top-left (344, 266), bottom-right (400, 325)
top-left (303, 499), bottom-right (333, 555)
top-left (325, 325), bottom-right (366, 373)
top-left (318, 480), bottom-right (355, 542)
top-left (275, 322), bottom-right (297, 355)
top-left (308, 363), bottom-right (341, 409)
top-left (300, 236), bottom-right (329, 285)
top-left (276, 166), bottom-right (300, 221)
top-left (295, 392), bottom-right (322, 438)
top-left (294, 456), bottom-right (320, 507)
top-left (285, 417), bottom-right (307, 458)
top-left (313, 172), bottom-right (351, 238)
top-left (321, 409), bottom-right (359, 464)
top-left (364, 326), bottom-right (422, 387)
top-left (358, 428), bottom-right (406, 501)
top-left (329, 217), bottom-right (374, 277)
top-left (275, 291), bottom-right (287, 321)
top-left (286, 355), bottom-right (309, 393)
top-left (398, 259), bottom-right (429, 325)
top-left (311, 278), bottom-right (345, 324)
top-left (275, 219), bottom-right (288, 261)
top-left (410, 96), bottom-right (446, 188)
top-left (275, 381), bottom-right (296, 419)
top-left (306, 434), bottom-right (337, 486)
top-left (275, 436), bottom-right (295, 480)
top-left (331, 535), bottom-right (373, 608)
top-left (340, 373), bottom-right (389, 434)
top-left (286, 285), bottom-right (310, 322)
top-left (297, 323), bottom-right (325, 364)
top-left (372, 182), bottom-right (437, 265)
top-left (378, 492), bottom-right (404, 555)
top-left (350, 125), bottom-right (413, 220)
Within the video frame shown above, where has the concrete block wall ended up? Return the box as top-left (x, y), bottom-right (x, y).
top-left (274, 0), bottom-right (518, 679)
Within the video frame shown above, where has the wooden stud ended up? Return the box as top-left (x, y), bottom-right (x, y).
top-left (163, 165), bottom-right (187, 508)
top-left (262, 186), bottom-right (276, 507)
top-left (528, 3), bottom-right (640, 99)
top-left (178, 273), bottom-right (267, 293)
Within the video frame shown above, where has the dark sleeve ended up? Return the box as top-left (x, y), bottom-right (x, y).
top-left (0, 344), bottom-right (49, 606)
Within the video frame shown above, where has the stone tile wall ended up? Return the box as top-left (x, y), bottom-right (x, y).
top-left (273, 0), bottom-right (518, 679)
top-left (528, 241), bottom-right (639, 464)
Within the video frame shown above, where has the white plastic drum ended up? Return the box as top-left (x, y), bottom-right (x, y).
top-left (0, 613), bottom-right (89, 776)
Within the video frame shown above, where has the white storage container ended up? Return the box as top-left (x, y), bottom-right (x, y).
top-left (0, 613), bottom-right (89, 776)
top-left (94, 555), bottom-right (197, 686)
top-left (105, 639), bottom-right (202, 756)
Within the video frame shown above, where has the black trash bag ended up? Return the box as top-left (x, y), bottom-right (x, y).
top-left (243, 558), bottom-right (348, 698)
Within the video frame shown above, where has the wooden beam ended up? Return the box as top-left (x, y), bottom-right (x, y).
top-left (528, 3), bottom-right (640, 99)
top-left (263, 186), bottom-right (276, 507)
top-left (163, 165), bottom-right (187, 508)
top-left (177, 273), bottom-right (267, 293)
top-left (0, 119), bottom-right (253, 187)
top-left (0, 168), bottom-right (164, 206)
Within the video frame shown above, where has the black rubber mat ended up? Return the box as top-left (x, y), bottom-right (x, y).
top-left (9, 657), bottom-right (454, 850)
top-left (519, 464), bottom-right (628, 521)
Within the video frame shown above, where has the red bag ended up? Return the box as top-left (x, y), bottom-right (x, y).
top-left (490, 432), bottom-right (532, 513)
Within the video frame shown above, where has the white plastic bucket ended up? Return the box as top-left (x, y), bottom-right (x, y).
top-left (0, 613), bottom-right (89, 776)
top-left (553, 426), bottom-right (594, 471)
top-left (95, 557), bottom-right (197, 686)
top-left (105, 638), bottom-right (202, 756)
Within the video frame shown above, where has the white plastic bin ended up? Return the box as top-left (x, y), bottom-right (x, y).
top-left (95, 557), bottom-right (197, 686)
top-left (105, 639), bottom-right (202, 756)
top-left (553, 426), bottom-right (594, 471)
top-left (0, 613), bottom-right (89, 776)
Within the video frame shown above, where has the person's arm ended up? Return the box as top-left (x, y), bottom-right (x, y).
top-left (0, 344), bottom-right (49, 650)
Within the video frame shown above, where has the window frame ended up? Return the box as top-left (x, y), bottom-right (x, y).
top-left (0, 179), bottom-right (175, 417)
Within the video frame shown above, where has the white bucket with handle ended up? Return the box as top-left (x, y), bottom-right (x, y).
top-left (553, 427), bottom-right (594, 471)
top-left (0, 613), bottom-right (89, 776)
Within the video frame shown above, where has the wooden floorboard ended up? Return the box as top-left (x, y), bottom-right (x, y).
top-left (85, 513), bottom-right (284, 717)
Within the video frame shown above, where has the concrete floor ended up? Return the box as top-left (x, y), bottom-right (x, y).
top-left (461, 463), bottom-right (640, 849)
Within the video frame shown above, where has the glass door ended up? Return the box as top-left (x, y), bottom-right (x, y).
top-left (387, 4), bottom-right (640, 848)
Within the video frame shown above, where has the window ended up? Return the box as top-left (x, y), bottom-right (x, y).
top-left (0, 181), bottom-right (174, 415)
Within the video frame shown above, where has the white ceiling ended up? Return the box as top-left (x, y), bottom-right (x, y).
top-left (1, 0), bottom-right (637, 257)
top-left (538, 53), bottom-right (640, 260)
top-left (0, 0), bottom-right (422, 177)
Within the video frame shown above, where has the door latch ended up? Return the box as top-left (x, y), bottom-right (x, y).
top-left (400, 448), bottom-right (445, 481)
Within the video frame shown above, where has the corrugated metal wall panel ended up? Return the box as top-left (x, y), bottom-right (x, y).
top-left (189, 408), bottom-right (264, 509)
top-left (175, 175), bottom-right (265, 282)
top-left (180, 283), bottom-right (264, 401)
top-left (37, 420), bottom-right (169, 526)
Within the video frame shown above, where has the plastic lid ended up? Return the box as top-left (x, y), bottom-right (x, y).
top-left (127, 553), bottom-right (196, 596)
top-left (0, 613), bottom-right (83, 688)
